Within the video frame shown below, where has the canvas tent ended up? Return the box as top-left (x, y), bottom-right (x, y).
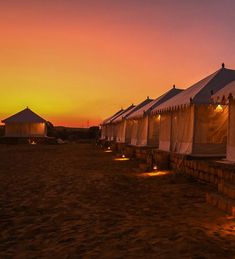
top-left (212, 80), bottom-right (235, 161)
top-left (151, 65), bottom-right (235, 156)
top-left (126, 87), bottom-right (183, 147)
top-left (101, 109), bottom-right (124, 140)
top-left (124, 97), bottom-right (154, 145)
top-left (2, 107), bottom-right (47, 137)
top-left (111, 104), bottom-right (136, 143)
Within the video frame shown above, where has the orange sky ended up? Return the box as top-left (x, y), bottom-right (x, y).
top-left (1, 0), bottom-right (235, 127)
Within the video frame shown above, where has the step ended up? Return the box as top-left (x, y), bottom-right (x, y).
top-left (206, 192), bottom-right (235, 216)
top-left (218, 181), bottom-right (235, 199)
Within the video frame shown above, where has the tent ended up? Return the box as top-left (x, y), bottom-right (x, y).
top-left (126, 86), bottom-right (183, 147)
top-left (151, 65), bottom-right (235, 156)
top-left (2, 107), bottom-right (47, 137)
top-left (124, 97), bottom-right (154, 145)
top-left (212, 80), bottom-right (235, 161)
top-left (111, 104), bottom-right (136, 143)
top-left (101, 109), bottom-right (124, 140)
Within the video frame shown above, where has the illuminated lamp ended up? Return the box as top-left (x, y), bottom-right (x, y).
top-left (215, 105), bottom-right (223, 112)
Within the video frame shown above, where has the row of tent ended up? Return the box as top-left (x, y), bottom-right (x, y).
top-left (101, 64), bottom-right (235, 162)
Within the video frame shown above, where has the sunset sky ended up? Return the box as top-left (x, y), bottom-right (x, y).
top-left (1, 0), bottom-right (235, 127)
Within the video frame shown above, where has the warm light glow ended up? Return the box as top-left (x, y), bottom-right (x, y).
top-left (114, 157), bottom-right (130, 161)
top-left (108, 147), bottom-right (111, 150)
top-left (122, 154), bottom-right (126, 158)
top-left (157, 115), bottom-right (161, 121)
top-left (138, 171), bottom-right (171, 177)
top-left (153, 165), bottom-right (158, 170)
top-left (105, 150), bottom-right (112, 153)
top-left (215, 105), bottom-right (223, 112)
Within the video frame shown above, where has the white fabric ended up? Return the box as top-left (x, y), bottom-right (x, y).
top-left (130, 120), bottom-right (138, 145)
top-left (148, 115), bottom-right (160, 147)
top-left (152, 71), bottom-right (218, 114)
top-left (193, 105), bottom-right (228, 155)
top-left (116, 120), bottom-right (126, 143)
top-left (212, 80), bottom-right (235, 102)
top-left (136, 117), bottom-right (148, 146)
top-left (171, 106), bottom-right (194, 154)
top-left (159, 113), bottom-right (172, 151)
top-left (125, 120), bottom-right (133, 144)
top-left (5, 123), bottom-right (46, 137)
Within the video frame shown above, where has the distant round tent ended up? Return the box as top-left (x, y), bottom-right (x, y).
top-left (1, 107), bottom-right (47, 137)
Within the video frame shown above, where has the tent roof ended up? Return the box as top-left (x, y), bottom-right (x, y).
top-left (152, 66), bottom-right (235, 113)
top-left (2, 108), bottom-right (47, 123)
top-left (102, 108), bottom-right (124, 125)
top-left (112, 104), bottom-right (136, 123)
top-left (212, 80), bottom-right (235, 103)
top-left (125, 97), bottom-right (154, 120)
top-left (127, 87), bottom-right (183, 119)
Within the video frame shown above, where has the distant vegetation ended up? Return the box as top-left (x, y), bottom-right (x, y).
top-left (46, 122), bottom-right (100, 141)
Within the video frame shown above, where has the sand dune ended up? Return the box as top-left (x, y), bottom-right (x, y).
top-left (0, 143), bottom-right (234, 258)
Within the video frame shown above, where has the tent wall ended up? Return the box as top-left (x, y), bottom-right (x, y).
top-left (5, 122), bottom-right (46, 137)
top-left (130, 120), bottom-right (138, 145)
top-left (227, 101), bottom-right (235, 161)
top-left (101, 125), bottom-right (107, 139)
top-left (136, 117), bottom-right (148, 146)
top-left (116, 120), bottom-right (126, 143)
top-left (125, 120), bottom-right (133, 144)
top-left (171, 106), bottom-right (194, 154)
top-left (159, 112), bottom-right (172, 151)
top-left (193, 105), bottom-right (228, 155)
top-left (148, 114), bottom-right (160, 147)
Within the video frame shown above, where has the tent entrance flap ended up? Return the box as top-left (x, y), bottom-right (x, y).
top-left (193, 104), bottom-right (228, 155)
top-left (159, 112), bottom-right (171, 151)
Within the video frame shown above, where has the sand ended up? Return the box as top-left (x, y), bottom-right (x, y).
top-left (0, 143), bottom-right (234, 258)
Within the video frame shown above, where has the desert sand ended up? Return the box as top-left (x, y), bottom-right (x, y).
top-left (0, 143), bottom-right (234, 258)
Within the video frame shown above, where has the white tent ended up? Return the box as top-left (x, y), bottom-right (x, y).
top-left (111, 105), bottom-right (136, 143)
top-left (101, 109), bottom-right (123, 140)
top-left (126, 87), bottom-right (183, 147)
top-left (212, 80), bottom-right (235, 161)
top-left (124, 97), bottom-right (154, 145)
top-left (152, 65), bottom-right (235, 156)
top-left (2, 107), bottom-right (47, 137)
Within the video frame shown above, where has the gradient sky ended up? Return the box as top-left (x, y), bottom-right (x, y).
top-left (1, 0), bottom-right (235, 127)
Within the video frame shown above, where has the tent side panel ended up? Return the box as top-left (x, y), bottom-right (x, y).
top-left (159, 112), bottom-right (171, 151)
top-left (5, 123), bottom-right (46, 137)
top-left (148, 115), bottom-right (160, 147)
top-left (130, 120), bottom-right (138, 146)
top-left (125, 120), bottom-right (133, 144)
top-left (193, 104), bottom-right (228, 155)
top-left (171, 106), bottom-right (194, 154)
top-left (137, 117), bottom-right (148, 146)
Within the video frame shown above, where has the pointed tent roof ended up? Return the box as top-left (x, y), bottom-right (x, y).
top-left (127, 87), bottom-right (183, 119)
top-left (152, 66), bottom-right (235, 114)
top-left (102, 108), bottom-right (124, 125)
top-left (2, 108), bottom-right (46, 124)
top-left (112, 104), bottom-right (136, 123)
top-left (212, 80), bottom-right (235, 103)
top-left (125, 97), bottom-right (154, 120)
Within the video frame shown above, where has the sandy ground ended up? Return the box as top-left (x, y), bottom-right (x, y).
top-left (0, 143), bottom-right (235, 258)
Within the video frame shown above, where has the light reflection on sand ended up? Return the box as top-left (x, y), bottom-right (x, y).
top-left (138, 171), bottom-right (171, 177)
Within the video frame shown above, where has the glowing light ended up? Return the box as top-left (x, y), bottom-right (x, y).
top-left (108, 146), bottom-right (111, 150)
top-left (153, 165), bottom-right (158, 170)
top-left (122, 154), bottom-right (125, 158)
top-left (104, 150), bottom-right (112, 153)
top-left (215, 105), bottom-right (223, 112)
top-left (114, 157), bottom-right (130, 161)
top-left (157, 115), bottom-right (161, 121)
top-left (138, 171), bottom-right (171, 177)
